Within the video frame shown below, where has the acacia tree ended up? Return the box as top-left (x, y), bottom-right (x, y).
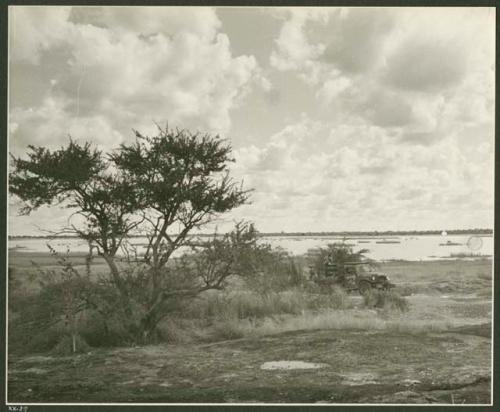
top-left (10, 127), bottom-right (251, 339)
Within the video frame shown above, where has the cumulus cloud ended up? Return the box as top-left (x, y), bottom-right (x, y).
top-left (9, 6), bottom-right (261, 155)
top-left (269, 8), bottom-right (329, 73)
top-left (230, 114), bottom-right (493, 231)
top-left (319, 8), bottom-right (395, 73)
top-left (9, 96), bottom-right (125, 154)
top-left (269, 8), bottom-right (395, 81)
top-left (269, 7), bottom-right (494, 148)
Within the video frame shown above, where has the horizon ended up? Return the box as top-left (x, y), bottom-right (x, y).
top-left (8, 227), bottom-right (494, 239)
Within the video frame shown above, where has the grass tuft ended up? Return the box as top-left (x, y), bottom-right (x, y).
top-left (363, 289), bottom-right (409, 312)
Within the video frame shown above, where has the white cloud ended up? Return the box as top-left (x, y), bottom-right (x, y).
top-left (269, 8), bottom-right (330, 80)
top-left (76, 6), bottom-right (222, 40)
top-left (9, 96), bottom-right (124, 154)
top-left (269, 7), bottom-right (495, 148)
top-left (9, 6), bottom-right (261, 155)
top-left (230, 115), bottom-right (493, 231)
top-left (315, 74), bottom-right (351, 105)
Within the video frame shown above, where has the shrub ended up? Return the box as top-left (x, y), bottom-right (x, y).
top-left (9, 253), bottom-right (145, 353)
top-left (241, 246), bottom-right (305, 296)
top-left (307, 243), bottom-right (374, 282)
top-left (18, 324), bottom-right (66, 355)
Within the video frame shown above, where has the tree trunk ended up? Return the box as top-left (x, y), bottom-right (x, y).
top-left (139, 292), bottom-right (165, 341)
top-left (102, 254), bottom-right (127, 296)
top-left (138, 286), bottom-right (204, 341)
top-left (139, 310), bottom-right (161, 342)
top-left (101, 253), bottom-right (136, 320)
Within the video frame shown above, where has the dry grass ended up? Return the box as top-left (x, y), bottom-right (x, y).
top-left (155, 304), bottom-right (465, 345)
top-left (379, 259), bottom-right (492, 296)
top-left (204, 309), bottom-right (463, 341)
top-left (363, 289), bottom-right (409, 312)
top-left (184, 287), bottom-right (351, 322)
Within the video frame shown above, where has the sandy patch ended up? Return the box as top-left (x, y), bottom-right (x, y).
top-left (260, 361), bottom-right (329, 370)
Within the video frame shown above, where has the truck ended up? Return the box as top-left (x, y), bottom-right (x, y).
top-left (309, 259), bottom-right (395, 295)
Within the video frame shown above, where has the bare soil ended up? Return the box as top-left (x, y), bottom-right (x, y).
top-left (8, 322), bottom-right (491, 404)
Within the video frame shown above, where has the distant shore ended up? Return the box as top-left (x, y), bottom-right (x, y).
top-left (7, 228), bottom-right (494, 240)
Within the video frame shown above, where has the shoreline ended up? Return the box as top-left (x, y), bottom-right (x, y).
top-left (8, 230), bottom-right (494, 240)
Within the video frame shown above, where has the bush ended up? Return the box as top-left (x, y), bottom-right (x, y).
top-left (8, 264), bottom-right (144, 353)
top-left (363, 289), bottom-right (409, 312)
top-left (307, 243), bottom-right (374, 282)
top-left (17, 324), bottom-right (66, 355)
top-left (241, 246), bottom-right (305, 296)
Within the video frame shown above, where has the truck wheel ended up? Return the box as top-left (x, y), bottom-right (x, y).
top-left (358, 281), bottom-right (371, 296)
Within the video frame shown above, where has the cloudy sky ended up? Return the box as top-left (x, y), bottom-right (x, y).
top-left (8, 6), bottom-right (495, 235)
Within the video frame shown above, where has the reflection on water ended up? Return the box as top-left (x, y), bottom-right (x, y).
top-left (8, 234), bottom-right (493, 261)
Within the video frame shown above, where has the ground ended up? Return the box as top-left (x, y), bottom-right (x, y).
top-left (8, 323), bottom-right (491, 403)
top-left (7, 253), bottom-right (493, 404)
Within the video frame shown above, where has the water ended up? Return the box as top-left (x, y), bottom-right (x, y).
top-left (263, 234), bottom-right (493, 261)
top-left (8, 234), bottom-right (493, 261)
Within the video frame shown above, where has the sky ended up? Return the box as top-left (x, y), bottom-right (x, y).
top-left (8, 6), bottom-right (495, 235)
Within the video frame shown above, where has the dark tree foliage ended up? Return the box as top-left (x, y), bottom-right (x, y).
top-left (111, 127), bottom-right (250, 267)
top-left (10, 141), bottom-right (106, 212)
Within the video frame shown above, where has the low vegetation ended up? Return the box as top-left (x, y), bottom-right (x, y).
top-left (10, 241), bottom-right (492, 357)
